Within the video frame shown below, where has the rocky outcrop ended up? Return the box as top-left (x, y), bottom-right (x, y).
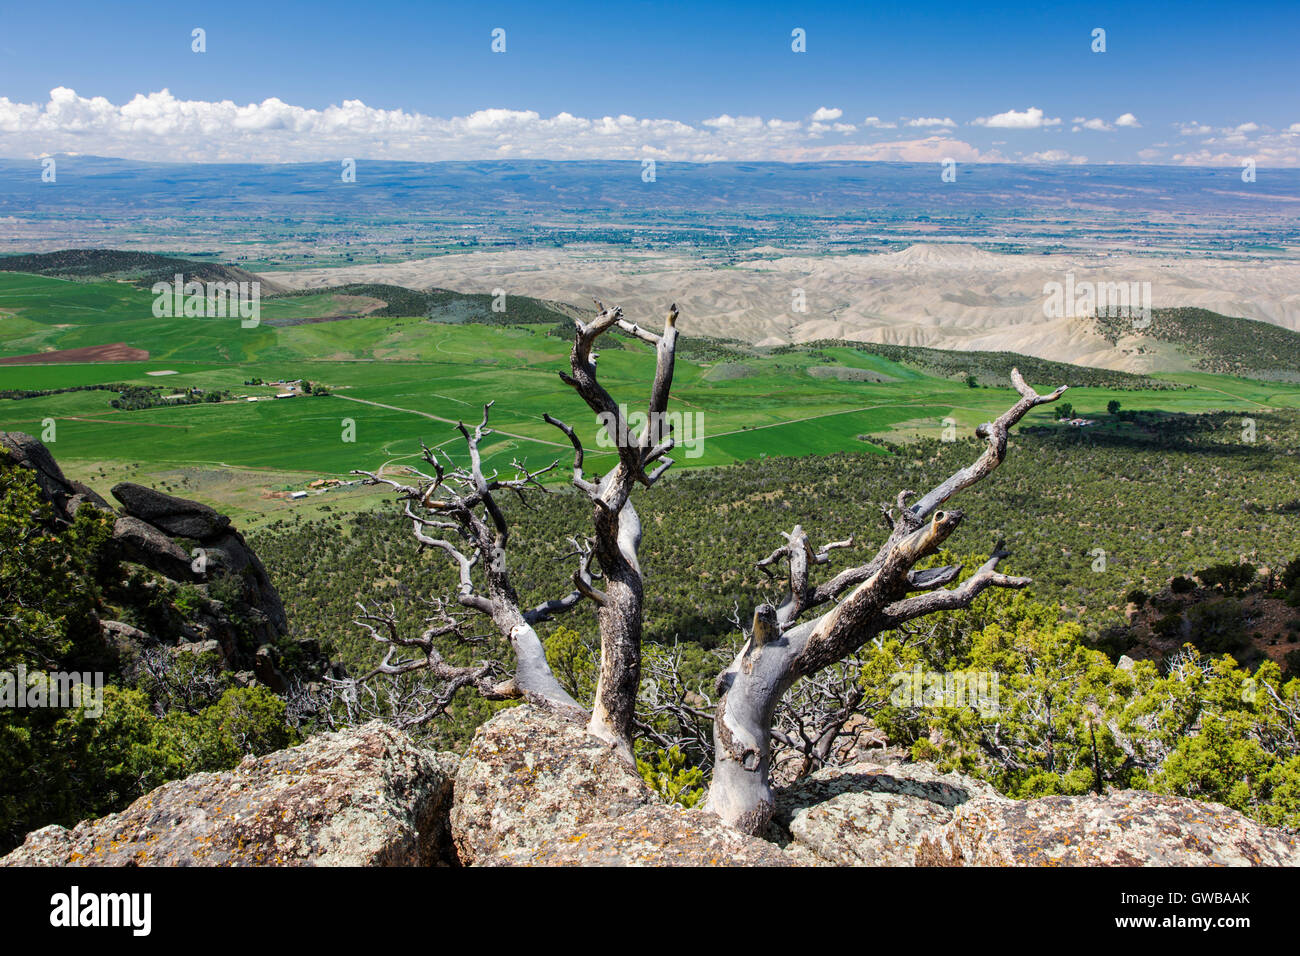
top-left (110, 482), bottom-right (288, 639)
top-left (0, 722), bottom-right (458, 867)
top-left (112, 515), bottom-right (196, 581)
top-left (918, 789), bottom-right (1300, 867)
top-left (452, 705), bottom-right (789, 866)
top-left (489, 802), bottom-right (793, 866)
top-left (1, 432), bottom-right (302, 681)
top-left (3, 706), bottom-right (1296, 867)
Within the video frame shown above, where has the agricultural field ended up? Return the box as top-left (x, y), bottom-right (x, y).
top-left (4, 270), bottom-right (1300, 527)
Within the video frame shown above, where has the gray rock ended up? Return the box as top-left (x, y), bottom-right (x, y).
top-left (0, 431), bottom-right (74, 501)
top-left (451, 704), bottom-right (787, 866)
top-left (773, 761), bottom-right (1002, 866)
top-left (112, 515), bottom-right (196, 581)
top-left (112, 481), bottom-right (230, 539)
top-left (0, 722), bottom-right (459, 867)
top-left (67, 480), bottom-right (113, 515)
top-left (202, 531), bottom-right (289, 634)
top-left (451, 705), bottom-right (652, 865)
top-left (100, 619), bottom-right (153, 645)
top-left (0, 431), bottom-right (111, 523)
top-left (492, 802), bottom-right (792, 866)
top-left (174, 639), bottom-right (222, 658)
top-left (918, 789), bottom-right (1300, 867)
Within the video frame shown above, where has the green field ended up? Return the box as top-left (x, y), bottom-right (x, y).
top-left (6, 271), bottom-right (1300, 524)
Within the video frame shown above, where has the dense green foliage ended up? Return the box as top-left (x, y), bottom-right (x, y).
top-left (865, 591), bottom-right (1300, 826)
top-left (257, 407), bottom-right (1300, 665)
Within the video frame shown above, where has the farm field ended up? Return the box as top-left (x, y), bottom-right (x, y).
top-left (5, 270), bottom-right (1300, 526)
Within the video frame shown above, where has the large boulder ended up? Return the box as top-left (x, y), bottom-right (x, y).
top-left (0, 722), bottom-right (458, 867)
top-left (773, 761), bottom-right (1001, 866)
top-left (111, 515), bottom-right (196, 581)
top-left (490, 802), bottom-right (792, 866)
top-left (112, 481), bottom-right (230, 540)
top-left (451, 704), bottom-right (788, 866)
top-left (774, 761), bottom-right (1300, 867)
top-left (918, 789), bottom-right (1300, 867)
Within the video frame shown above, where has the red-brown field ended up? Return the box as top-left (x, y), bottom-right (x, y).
top-left (0, 342), bottom-right (149, 364)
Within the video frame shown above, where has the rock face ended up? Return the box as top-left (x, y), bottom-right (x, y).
top-left (111, 481), bottom-right (288, 641)
top-left (112, 515), bottom-right (196, 581)
top-left (0, 722), bottom-right (458, 867)
top-left (452, 705), bottom-right (790, 866)
top-left (918, 790), bottom-right (1300, 867)
top-left (0, 432), bottom-right (301, 682)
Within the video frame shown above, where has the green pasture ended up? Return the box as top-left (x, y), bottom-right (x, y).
top-left (4, 271), bottom-right (1300, 497)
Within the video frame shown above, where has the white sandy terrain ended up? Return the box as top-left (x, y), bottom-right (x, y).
top-left (260, 243), bottom-right (1300, 372)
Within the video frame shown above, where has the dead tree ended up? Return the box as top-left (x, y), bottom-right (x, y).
top-left (544, 302), bottom-right (680, 757)
top-left (354, 302), bottom-right (681, 760)
top-left (703, 369), bottom-right (1066, 833)
top-left (353, 407), bottom-right (587, 717)
top-left (355, 301), bottom-right (1064, 834)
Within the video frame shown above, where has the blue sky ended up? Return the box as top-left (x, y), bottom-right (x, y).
top-left (1, 0), bottom-right (1297, 165)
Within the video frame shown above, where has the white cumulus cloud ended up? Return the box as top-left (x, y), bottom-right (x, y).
top-left (0, 88), bottom-right (1002, 164)
top-left (971, 107), bottom-right (1061, 129)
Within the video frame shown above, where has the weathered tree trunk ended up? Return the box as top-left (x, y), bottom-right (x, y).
top-left (552, 303), bottom-right (680, 759)
top-left (587, 496), bottom-right (644, 758)
top-left (705, 370), bottom-right (1066, 833)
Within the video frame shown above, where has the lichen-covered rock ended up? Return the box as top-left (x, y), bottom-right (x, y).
top-left (451, 704), bottom-right (787, 866)
top-left (0, 722), bottom-right (458, 867)
top-left (917, 789), bottom-right (1300, 867)
top-left (451, 705), bottom-right (653, 865)
top-left (492, 803), bottom-right (792, 866)
top-left (773, 761), bottom-right (1001, 866)
top-left (112, 481), bottom-right (230, 540)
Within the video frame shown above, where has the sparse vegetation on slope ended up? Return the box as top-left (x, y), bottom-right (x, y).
top-left (1096, 306), bottom-right (1300, 382)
